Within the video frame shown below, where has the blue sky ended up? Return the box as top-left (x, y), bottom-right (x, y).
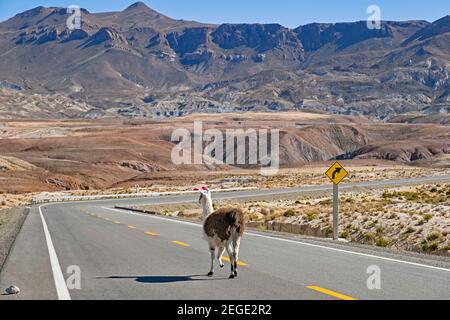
top-left (0, 0), bottom-right (449, 26)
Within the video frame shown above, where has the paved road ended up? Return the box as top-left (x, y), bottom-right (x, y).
top-left (1, 176), bottom-right (449, 300)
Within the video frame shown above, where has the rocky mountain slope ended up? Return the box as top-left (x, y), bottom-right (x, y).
top-left (0, 2), bottom-right (449, 120)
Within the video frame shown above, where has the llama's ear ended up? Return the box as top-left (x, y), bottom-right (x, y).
top-left (202, 186), bottom-right (211, 195)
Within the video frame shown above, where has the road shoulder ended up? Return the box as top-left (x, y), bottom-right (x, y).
top-left (0, 207), bottom-right (29, 272)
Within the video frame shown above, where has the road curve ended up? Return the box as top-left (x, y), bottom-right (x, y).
top-left (1, 176), bottom-right (449, 300)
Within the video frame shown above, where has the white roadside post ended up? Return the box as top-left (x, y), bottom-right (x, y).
top-left (333, 184), bottom-right (339, 240)
top-left (325, 162), bottom-right (349, 241)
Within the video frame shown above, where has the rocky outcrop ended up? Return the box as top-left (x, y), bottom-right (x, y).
top-left (35, 28), bottom-right (59, 44)
top-left (181, 50), bottom-right (214, 66)
top-left (295, 21), bottom-right (395, 51)
top-left (166, 27), bottom-right (211, 55)
top-left (46, 176), bottom-right (90, 190)
top-left (225, 54), bottom-right (248, 63)
top-left (279, 125), bottom-right (370, 164)
top-left (380, 65), bottom-right (450, 90)
top-left (16, 27), bottom-right (89, 45)
top-left (338, 142), bottom-right (450, 163)
top-left (404, 15), bottom-right (450, 45)
top-left (84, 27), bottom-right (129, 48)
top-left (212, 23), bottom-right (303, 53)
top-left (253, 53), bottom-right (266, 63)
top-left (119, 161), bottom-right (162, 173)
top-left (65, 29), bottom-right (89, 42)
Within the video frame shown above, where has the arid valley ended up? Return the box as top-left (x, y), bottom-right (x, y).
top-left (1, 2), bottom-right (450, 302)
top-left (0, 112), bottom-right (449, 256)
top-left (1, 112), bottom-right (449, 193)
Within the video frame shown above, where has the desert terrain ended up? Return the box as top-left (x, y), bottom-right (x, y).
top-left (0, 112), bottom-right (449, 196)
top-left (0, 112), bottom-right (448, 256)
top-left (1, 3), bottom-right (450, 303)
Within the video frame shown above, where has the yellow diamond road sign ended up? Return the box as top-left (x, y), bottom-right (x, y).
top-left (326, 161), bottom-right (349, 185)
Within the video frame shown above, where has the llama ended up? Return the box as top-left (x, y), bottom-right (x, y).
top-left (195, 187), bottom-right (245, 279)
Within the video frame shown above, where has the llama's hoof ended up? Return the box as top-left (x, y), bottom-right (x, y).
top-left (219, 263), bottom-right (224, 268)
top-left (207, 272), bottom-right (214, 277)
top-left (229, 274), bottom-right (235, 279)
top-left (234, 272), bottom-right (238, 277)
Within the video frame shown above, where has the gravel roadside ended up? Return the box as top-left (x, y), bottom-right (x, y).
top-left (0, 207), bottom-right (29, 272)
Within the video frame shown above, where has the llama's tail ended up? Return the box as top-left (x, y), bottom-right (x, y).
top-left (225, 210), bottom-right (244, 264)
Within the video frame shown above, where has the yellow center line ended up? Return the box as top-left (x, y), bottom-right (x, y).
top-left (113, 221), bottom-right (122, 224)
top-left (128, 225), bottom-right (137, 229)
top-left (222, 256), bottom-right (248, 267)
top-left (306, 286), bottom-right (358, 300)
top-left (145, 232), bottom-right (158, 236)
top-left (172, 241), bottom-right (190, 247)
top-left (104, 218), bottom-right (111, 221)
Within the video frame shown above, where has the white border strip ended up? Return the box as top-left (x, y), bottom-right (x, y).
top-left (103, 206), bottom-right (450, 274)
top-left (39, 206), bottom-right (71, 300)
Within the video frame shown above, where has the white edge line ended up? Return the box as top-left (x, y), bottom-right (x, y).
top-left (39, 205), bottom-right (71, 300)
top-left (103, 206), bottom-right (450, 274)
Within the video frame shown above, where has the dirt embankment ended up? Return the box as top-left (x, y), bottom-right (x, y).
top-left (0, 207), bottom-right (29, 271)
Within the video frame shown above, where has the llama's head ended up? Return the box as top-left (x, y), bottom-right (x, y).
top-left (195, 186), bottom-right (211, 204)
top-left (194, 186), bottom-right (214, 217)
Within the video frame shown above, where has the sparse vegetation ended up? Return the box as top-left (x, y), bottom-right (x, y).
top-left (283, 209), bottom-right (297, 218)
top-left (426, 232), bottom-right (441, 242)
top-left (422, 242), bottom-right (439, 252)
top-left (131, 182), bottom-right (450, 256)
top-left (376, 237), bottom-right (388, 247)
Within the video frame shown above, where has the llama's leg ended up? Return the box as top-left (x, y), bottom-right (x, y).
top-left (217, 245), bottom-right (225, 268)
top-left (232, 237), bottom-right (241, 277)
top-left (226, 242), bottom-right (235, 279)
top-left (208, 247), bottom-right (215, 277)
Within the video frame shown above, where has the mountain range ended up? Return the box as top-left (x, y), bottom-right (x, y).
top-left (0, 2), bottom-right (449, 120)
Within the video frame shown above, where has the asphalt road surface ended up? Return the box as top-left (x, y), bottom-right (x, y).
top-left (1, 176), bottom-right (449, 300)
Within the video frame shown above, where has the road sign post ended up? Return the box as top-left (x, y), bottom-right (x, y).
top-left (333, 184), bottom-right (339, 240)
top-left (325, 161), bottom-right (349, 241)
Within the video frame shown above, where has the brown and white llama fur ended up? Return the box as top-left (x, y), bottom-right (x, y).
top-left (196, 187), bottom-right (245, 279)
